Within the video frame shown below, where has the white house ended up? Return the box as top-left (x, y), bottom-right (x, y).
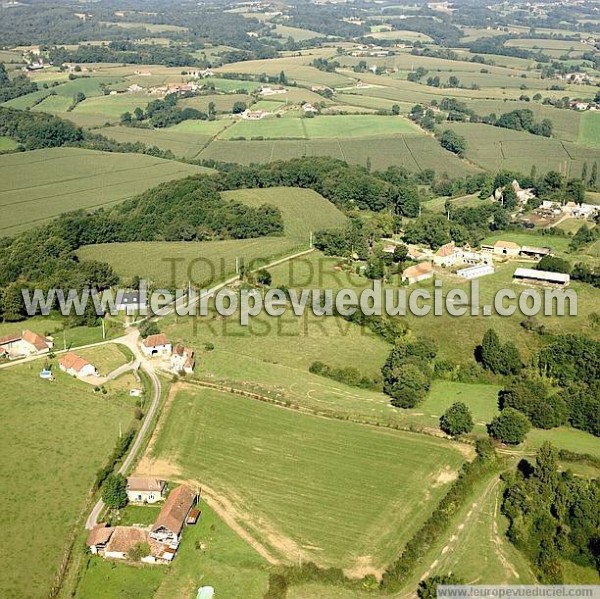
top-left (126, 477), bottom-right (167, 504)
top-left (457, 264), bottom-right (495, 279)
top-left (0, 330), bottom-right (51, 358)
top-left (59, 352), bottom-right (98, 378)
top-left (302, 103), bottom-right (319, 114)
top-left (170, 344), bottom-right (195, 375)
top-left (142, 334), bottom-right (172, 357)
top-left (433, 242), bottom-right (459, 267)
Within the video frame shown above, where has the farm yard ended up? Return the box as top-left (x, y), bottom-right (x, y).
top-left (0, 148), bottom-right (211, 234)
top-left (0, 364), bottom-right (135, 599)
top-left (138, 386), bottom-right (468, 571)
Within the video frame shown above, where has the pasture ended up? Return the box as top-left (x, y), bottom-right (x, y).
top-left (0, 147), bottom-right (210, 234)
top-left (0, 364), bottom-right (134, 599)
top-left (77, 186), bottom-right (345, 286)
top-left (140, 386), bottom-right (467, 571)
top-left (0, 135), bottom-right (17, 151)
top-left (579, 111), bottom-right (600, 148)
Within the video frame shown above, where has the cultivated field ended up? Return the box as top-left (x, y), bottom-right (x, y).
top-left (0, 147), bottom-right (211, 234)
top-left (140, 386), bottom-right (467, 572)
top-left (579, 111), bottom-right (600, 147)
top-left (0, 364), bottom-right (134, 599)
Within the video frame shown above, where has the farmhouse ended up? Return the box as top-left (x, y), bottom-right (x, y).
top-left (127, 83), bottom-right (143, 93)
top-left (59, 352), bottom-right (98, 378)
top-left (402, 262), bottom-right (433, 285)
top-left (457, 264), bottom-right (495, 280)
top-left (513, 268), bottom-right (570, 287)
top-left (142, 334), bottom-right (172, 357)
top-left (433, 242), bottom-right (459, 267)
top-left (104, 526), bottom-right (149, 560)
top-left (126, 477), bottom-right (167, 504)
top-left (170, 344), bottom-right (196, 375)
top-left (260, 85), bottom-right (286, 96)
top-left (86, 525), bottom-right (114, 555)
top-left (0, 330), bottom-right (51, 357)
top-left (302, 103), bottom-right (319, 114)
top-left (242, 109), bottom-right (268, 120)
top-left (491, 240), bottom-right (521, 258)
top-left (150, 485), bottom-right (198, 546)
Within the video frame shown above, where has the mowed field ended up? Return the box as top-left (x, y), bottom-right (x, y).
top-left (0, 364), bottom-right (134, 599)
top-left (77, 187), bottom-right (345, 286)
top-left (140, 386), bottom-right (467, 572)
top-left (579, 111), bottom-right (600, 148)
top-left (0, 148), bottom-right (212, 234)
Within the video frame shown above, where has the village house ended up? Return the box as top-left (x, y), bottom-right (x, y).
top-left (142, 334), bottom-right (172, 357)
top-left (241, 109), bottom-right (268, 120)
top-left (513, 268), bottom-right (570, 287)
top-left (0, 330), bottom-right (51, 358)
top-left (260, 85), bottom-right (286, 96)
top-left (59, 352), bottom-right (98, 378)
top-left (170, 344), bottom-right (195, 375)
top-left (302, 103), bottom-right (319, 114)
top-left (433, 242), bottom-right (459, 268)
top-left (402, 262), bottom-right (433, 285)
top-left (127, 83), bottom-right (143, 93)
top-left (126, 477), bottom-right (167, 504)
top-left (150, 485), bottom-right (198, 546)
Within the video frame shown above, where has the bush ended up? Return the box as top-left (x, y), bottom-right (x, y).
top-left (440, 402), bottom-right (474, 437)
top-left (487, 408), bottom-right (531, 444)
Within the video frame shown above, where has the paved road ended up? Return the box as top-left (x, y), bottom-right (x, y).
top-left (85, 339), bottom-right (162, 529)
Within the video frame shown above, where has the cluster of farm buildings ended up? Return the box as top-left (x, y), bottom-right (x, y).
top-left (0, 330), bottom-right (51, 359)
top-left (87, 481), bottom-right (200, 564)
top-left (398, 240), bottom-right (570, 287)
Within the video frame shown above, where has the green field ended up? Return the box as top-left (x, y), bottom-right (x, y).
top-left (198, 135), bottom-right (479, 174)
top-left (73, 93), bottom-right (151, 120)
top-left (221, 114), bottom-right (421, 140)
top-left (0, 135), bottom-right (17, 151)
top-left (578, 111), bottom-right (600, 148)
top-left (77, 186), bottom-right (346, 286)
top-left (446, 121), bottom-right (600, 177)
top-left (0, 147), bottom-right (211, 234)
top-left (272, 24), bottom-right (324, 41)
top-left (0, 364), bottom-right (134, 599)
top-left (143, 386), bottom-right (467, 571)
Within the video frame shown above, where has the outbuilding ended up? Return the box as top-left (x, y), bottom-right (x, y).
top-left (513, 268), bottom-right (570, 287)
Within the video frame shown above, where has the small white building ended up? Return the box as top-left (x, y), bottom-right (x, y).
top-left (142, 334), bottom-right (172, 357)
top-left (126, 477), bottom-right (167, 504)
top-left (59, 352), bottom-right (98, 378)
top-left (170, 344), bottom-right (195, 375)
top-left (302, 103), bottom-right (319, 114)
top-left (433, 242), bottom-right (460, 268)
top-left (457, 264), bottom-right (495, 280)
top-left (0, 330), bottom-right (51, 358)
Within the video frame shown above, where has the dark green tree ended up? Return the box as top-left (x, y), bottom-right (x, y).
top-left (440, 402), bottom-right (474, 437)
top-left (102, 473), bottom-right (128, 509)
top-left (487, 407), bottom-right (531, 444)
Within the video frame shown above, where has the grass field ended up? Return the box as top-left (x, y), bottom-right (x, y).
top-left (578, 111), bottom-right (600, 147)
top-left (77, 186), bottom-right (345, 286)
top-left (76, 344), bottom-right (131, 376)
top-left (0, 147), bottom-right (211, 234)
top-left (0, 135), bottom-right (17, 151)
top-left (0, 365), bottom-right (134, 599)
top-left (141, 386), bottom-right (467, 571)
top-left (198, 135), bottom-right (479, 174)
top-left (272, 24), bottom-right (324, 41)
top-left (73, 93), bottom-right (150, 120)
